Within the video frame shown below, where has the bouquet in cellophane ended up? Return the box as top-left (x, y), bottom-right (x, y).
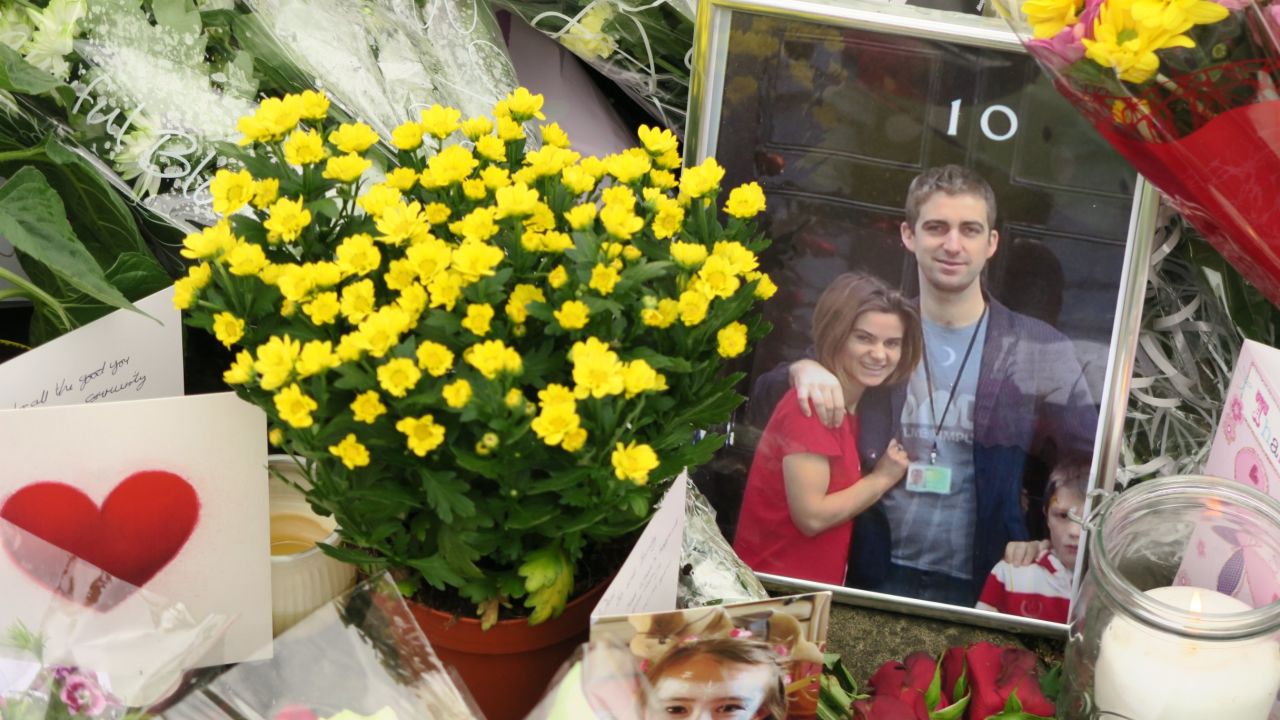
top-left (995, 0), bottom-right (1280, 304)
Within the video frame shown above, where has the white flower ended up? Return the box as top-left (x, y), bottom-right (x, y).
top-left (20, 0), bottom-right (85, 80)
top-left (112, 120), bottom-right (165, 198)
top-left (0, 6), bottom-right (33, 52)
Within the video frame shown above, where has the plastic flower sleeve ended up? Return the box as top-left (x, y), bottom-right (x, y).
top-left (524, 642), bottom-right (649, 720)
top-left (240, 0), bottom-right (521, 140)
top-left (993, 0), bottom-right (1280, 305)
top-left (491, 0), bottom-right (694, 134)
top-left (678, 483), bottom-right (768, 609)
top-left (163, 574), bottom-right (481, 720)
top-left (0, 519), bottom-right (233, 717)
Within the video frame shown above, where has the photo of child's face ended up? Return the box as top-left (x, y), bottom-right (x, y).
top-left (1047, 488), bottom-right (1085, 569)
top-left (647, 654), bottom-right (773, 720)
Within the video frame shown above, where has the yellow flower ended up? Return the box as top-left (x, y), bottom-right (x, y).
top-left (237, 96), bottom-right (300, 143)
top-left (717, 321), bottom-right (749, 358)
top-left (428, 271), bottom-right (464, 310)
top-left (223, 350), bottom-right (254, 385)
top-left (641, 298), bottom-right (679, 328)
top-left (541, 122), bottom-right (570, 148)
top-left (423, 202), bottom-right (451, 225)
top-left (554, 299), bottom-right (591, 330)
top-left (391, 121), bottom-right (425, 150)
top-left (252, 177), bottom-right (279, 209)
top-left (712, 241), bottom-right (760, 274)
top-left (504, 388), bottom-right (525, 408)
top-left (451, 238), bottom-right (504, 280)
top-left (474, 134), bottom-right (507, 162)
top-left (563, 203), bottom-right (597, 231)
top-left (323, 153), bottom-right (372, 183)
top-left (181, 220), bottom-right (237, 260)
top-left (494, 182), bottom-right (541, 219)
top-left (655, 150), bottom-right (681, 171)
top-left (419, 104), bottom-right (462, 139)
top-left (396, 415), bottom-right (446, 456)
top-left (225, 241), bottom-right (268, 276)
top-left (561, 427), bottom-right (588, 452)
top-left (296, 340), bottom-right (338, 377)
top-left (480, 165), bottom-right (511, 190)
top-left (268, 427), bottom-right (284, 446)
top-left (599, 204), bottom-right (644, 239)
top-left (506, 284), bottom-right (546, 323)
top-left (651, 198), bottom-right (685, 240)
top-left (570, 337), bottom-right (625, 398)
top-left (212, 312), bottom-right (245, 348)
top-left (340, 280), bottom-right (377, 324)
top-left (648, 169), bottom-right (677, 190)
top-left (561, 165), bottom-right (597, 195)
top-left (463, 179), bottom-right (488, 200)
top-left (328, 434), bottom-right (370, 470)
top-left (403, 238), bottom-right (451, 283)
top-left (500, 87), bottom-right (546, 121)
top-left (532, 403), bottom-right (581, 446)
top-left (606, 149), bottom-right (652, 183)
top-left (496, 115), bottom-right (526, 142)
top-left (254, 335), bottom-right (301, 390)
top-left (350, 391), bottom-right (387, 423)
top-left (462, 303), bottom-right (495, 336)
top-left (264, 197), bottom-right (312, 243)
top-left (748, 271), bottom-right (778, 300)
top-left (442, 378), bottom-right (473, 408)
top-left (724, 182), bottom-right (767, 218)
top-left (547, 265), bottom-right (569, 289)
top-left (274, 383), bottom-right (318, 428)
top-left (210, 168), bottom-right (255, 216)
top-left (538, 383), bottom-right (577, 411)
top-left (1084, 0), bottom-right (1197, 83)
top-left (464, 339), bottom-right (522, 379)
top-left (423, 145), bottom-right (480, 187)
top-left (623, 359), bottom-right (667, 398)
top-left (335, 234), bottom-right (381, 277)
top-left (698, 255), bottom-right (742, 299)
top-left (560, 2), bottom-right (617, 59)
top-left (637, 124), bottom-right (679, 157)
top-left (283, 128), bottom-right (328, 166)
top-left (611, 440), bottom-right (660, 484)
top-left (172, 263), bottom-right (211, 309)
top-left (380, 167), bottom-right (416, 192)
top-left (297, 90), bottom-right (330, 120)
top-left (678, 289), bottom-right (710, 326)
top-left (670, 242), bottom-right (708, 268)
top-left (377, 357), bottom-right (422, 398)
top-left (589, 264), bottom-right (621, 295)
top-left (602, 185), bottom-right (636, 209)
top-left (356, 306), bottom-right (411, 358)
top-left (328, 122), bottom-right (380, 153)
top-left (678, 158), bottom-right (725, 201)
top-left (376, 200), bottom-right (432, 246)
top-left (1022, 0), bottom-right (1084, 38)
top-left (461, 116), bottom-right (494, 140)
top-left (416, 340), bottom-right (455, 376)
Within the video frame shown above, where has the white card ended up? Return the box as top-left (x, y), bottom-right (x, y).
top-left (0, 393), bottom-right (271, 669)
top-left (591, 473), bottom-right (688, 620)
top-left (0, 286), bottom-right (182, 409)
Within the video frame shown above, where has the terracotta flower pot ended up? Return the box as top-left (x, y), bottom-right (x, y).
top-left (409, 580), bottom-right (610, 720)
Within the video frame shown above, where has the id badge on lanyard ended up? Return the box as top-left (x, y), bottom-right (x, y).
top-left (906, 461), bottom-right (954, 494)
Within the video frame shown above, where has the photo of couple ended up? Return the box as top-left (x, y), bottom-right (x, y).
top-left (732, 165), bottom-right (1090, 620)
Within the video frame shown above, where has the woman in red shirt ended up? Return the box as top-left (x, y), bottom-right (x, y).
top-left (734, 273), bottom-right (922, 585)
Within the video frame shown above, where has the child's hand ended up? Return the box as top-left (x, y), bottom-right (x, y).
top-left (1003, 539), bottom-right (1050, 566)
top-left (873, 438), bottom-right (910, 482)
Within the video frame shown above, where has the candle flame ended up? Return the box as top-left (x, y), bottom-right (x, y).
top-left (1190, 591), bottom-right (1203, 614)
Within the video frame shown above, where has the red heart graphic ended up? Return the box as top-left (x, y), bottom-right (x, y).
top-left (1, 471), bottom-right (199, 610)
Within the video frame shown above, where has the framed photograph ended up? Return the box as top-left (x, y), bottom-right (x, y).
top-left (686, 0), bottom-right (1158, 634)
top-left (590, 592), bottom-right (833, 719)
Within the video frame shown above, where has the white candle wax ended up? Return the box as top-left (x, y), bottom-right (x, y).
top-left (1094, 586), bottom-right (1280, 720)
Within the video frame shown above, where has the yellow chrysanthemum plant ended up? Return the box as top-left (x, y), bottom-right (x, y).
top-left (179, 88), bottom-right (776, 627)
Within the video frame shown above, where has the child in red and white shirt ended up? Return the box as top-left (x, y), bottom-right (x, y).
top-left (976, 459), bottom-right (1088, 623)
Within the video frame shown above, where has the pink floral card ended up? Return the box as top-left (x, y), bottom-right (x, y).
top-left (1175, 340), bottom-right (1280, 607)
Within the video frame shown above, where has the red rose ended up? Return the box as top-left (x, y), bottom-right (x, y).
top-left (963, 642), bottom-right (1055, 719)
top-left (940, 646), bottom-right (967, 708)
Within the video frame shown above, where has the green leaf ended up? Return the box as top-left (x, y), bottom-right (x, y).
top-left (26, 251), bottom-right (170, 345)
top-left (316, 542), bottom-right (384, 566)
top-left (518, 545), bottom-right (572, 624)
top-left (0, 45), bottom-right (64, 95)
top-left (152, 0), bottom-right (203, 38)
top-left (404, 553), bottom-right (467, 590)
top-left (0, 168), bottom-right (136, 314)
top-left (1038, 664), bottom-right (1063, 702)
top-left (925, 654), bottom-right (943, 711)
top-left (103, 251), bottom-right (171, 300)
top-left (930, 693), bottom-right (969, 720)
top-left (421, 473), bottom-right (476, 523)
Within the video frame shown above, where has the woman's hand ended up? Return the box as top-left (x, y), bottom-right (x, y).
top-left (790, 358), bottom-right (844, 428)
top-left (871, 438), bottom-right (910, 485)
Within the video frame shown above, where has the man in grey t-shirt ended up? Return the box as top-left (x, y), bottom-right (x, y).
top-left (786, 166), bottom-right (1096, 604)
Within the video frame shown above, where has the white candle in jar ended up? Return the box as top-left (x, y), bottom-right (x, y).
top-left (1094, 586), bottom-right (1280, 720)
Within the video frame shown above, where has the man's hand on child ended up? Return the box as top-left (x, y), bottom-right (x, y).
top-left (791, 359), bottom-right (844, 429)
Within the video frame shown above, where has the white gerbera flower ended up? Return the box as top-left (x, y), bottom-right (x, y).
top-left (20, 0), bottom-right (86, 81)
top-left (0, 6), bottom-right (33, 51)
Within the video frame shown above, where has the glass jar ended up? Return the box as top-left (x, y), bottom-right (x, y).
top-left (1062, 475), bottom-right (1280, 719)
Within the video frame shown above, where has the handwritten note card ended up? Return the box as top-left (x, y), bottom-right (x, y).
top-left (592, 473), bottom-right (688, 620)
top-left (0, 286), bottom-right (182, 409)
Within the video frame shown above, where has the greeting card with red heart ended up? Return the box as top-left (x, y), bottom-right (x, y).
top-left (0, 471), bottom-right (200, 610)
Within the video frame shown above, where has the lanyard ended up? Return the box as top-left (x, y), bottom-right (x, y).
top-left (922, 305), bottom-right (987, 464)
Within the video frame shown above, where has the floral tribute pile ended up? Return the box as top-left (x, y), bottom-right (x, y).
top-left (177, 87), bottom-right (775, 625)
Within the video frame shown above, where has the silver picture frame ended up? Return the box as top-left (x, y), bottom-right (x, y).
top-left (686, 0), bottom-right (1158, 636)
